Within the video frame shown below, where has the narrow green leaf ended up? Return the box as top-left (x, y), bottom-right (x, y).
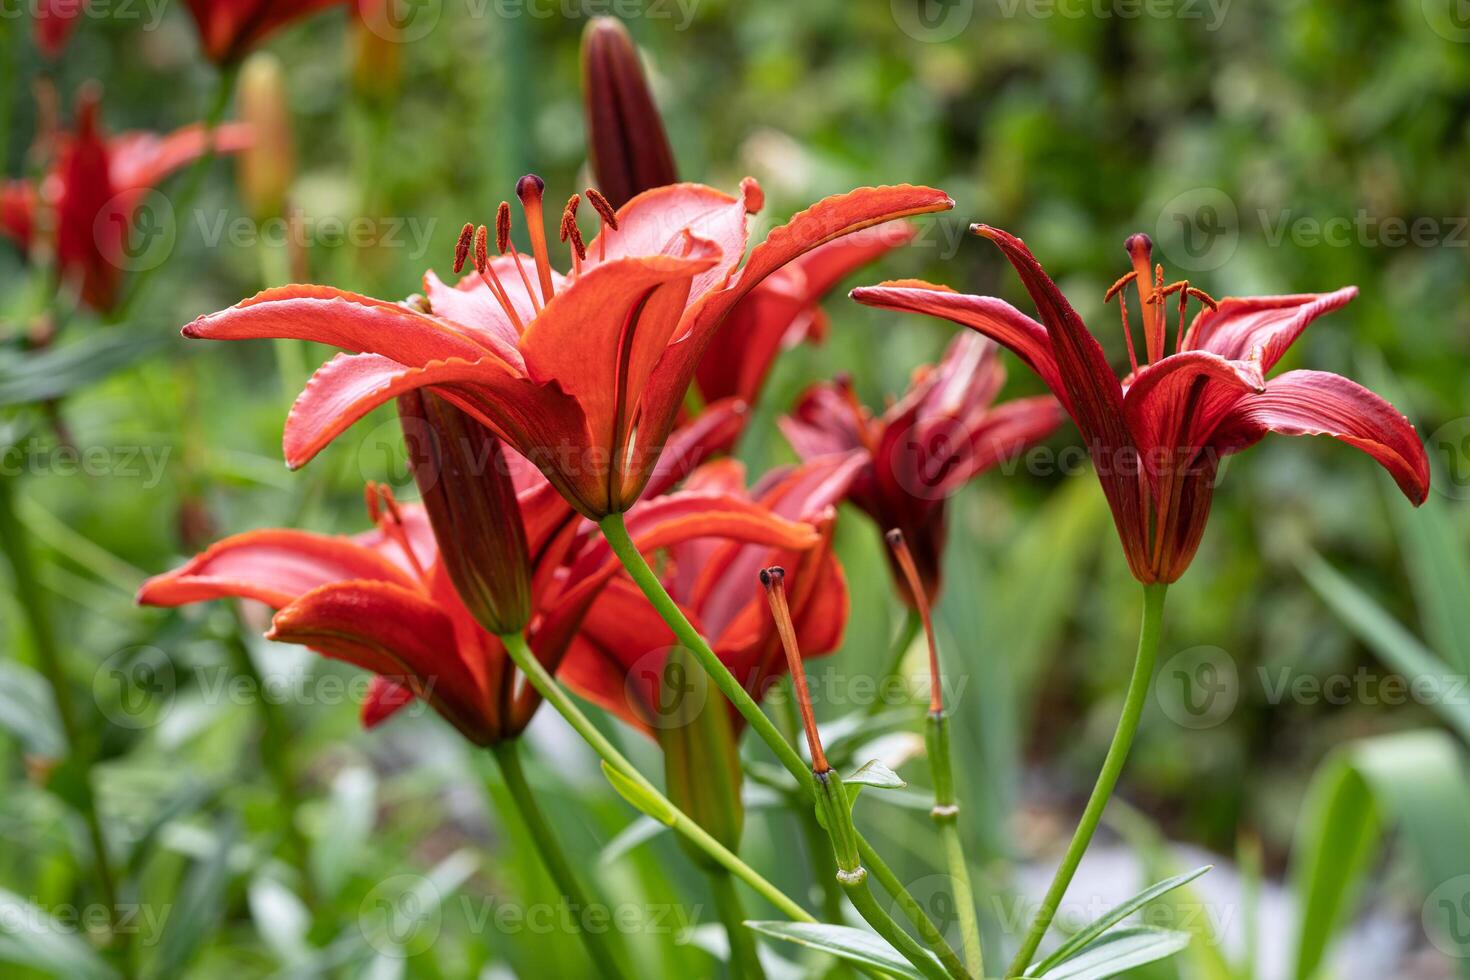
top-left (601, 761), bottom-right (676, 826)
top-left (1035, 926), bottom-right (1191, 979)
top-left (744, 921), bottom-right (933, 979)
top-left (0, 328), bottom-right (168, 405)
top-left (0, 660), bottom-right (65, 756)
top-left (148, 819), bottom-right (237, 980)
top-left (1032, 866), bottom-right (1211, 974)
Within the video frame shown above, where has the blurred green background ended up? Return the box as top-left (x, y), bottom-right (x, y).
top-left (2, 1), bottom-right (1469, 977)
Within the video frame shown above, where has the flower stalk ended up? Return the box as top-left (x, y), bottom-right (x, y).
top-left (888, 529), bottom-right (984, 979)
top-left (599, 512), bottom-right (968, 973)
top-left (489, 739), bottom-right (633, 980)
top-left (762, 566), bottom-right (958, 980)
top-left (1005, 583), bottom-right (1168, 977)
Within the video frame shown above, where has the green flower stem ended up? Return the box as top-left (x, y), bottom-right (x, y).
top-left (710, 868), bottom-right (767, 980)
top-left (599, 513), bottom-right (967, 972)
top-left (868, 609), bottom-right (921, 716)
top-left (495, 630), bottom-right (812, 924)
top-left (1005, 583), bottom-right (1168, 978)
top-left (926, 710), bottom-right (983, 978)
top-left (0, 466), bottom-right (124, 968)
top-left (815, 770), bottom-right (951, 980)
top-left (109, 62), bottom-right (239, 323)
top-left (489, 739), bottom-right (632, 980)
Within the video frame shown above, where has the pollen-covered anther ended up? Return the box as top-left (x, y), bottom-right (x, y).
top-left (472, 223), bottom-right (524, 332)
top-left (452, 222), bottom-right (474, 275)
top-left (586, 187), bottom-right (618, 230)
top-left (473, 224), bottom-right (490, 274)
top-left (1104, 270), bottom-right (1138, 303)
top-left (559, 194), bottom-right (586, 264)
top-left (495, 202), bottom-right (511, 255)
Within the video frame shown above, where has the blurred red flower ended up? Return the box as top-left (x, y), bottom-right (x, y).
top-left (32, 0), bottom-right (81, 58)
top-left (187, 0), bottom-right (347, 64)
top-left (182, 175), bottom-right (951, 518)
top-left (782, 331), bottom-right (1063, 606)
top-left (854, 228), bottom-right (1430, 584)
top-left (0, 88), bottom-right (250, 312)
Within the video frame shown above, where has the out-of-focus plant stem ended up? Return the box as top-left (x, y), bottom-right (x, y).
top-left (495, 630), bottom-right (813, 924)
top-left (710, 868), bottom-right (766, 979)
top-left (774, 682), bottom-right (845, 923)
top-left (0, 461), bottom-right (127, 974)
top-left (599, 513), bottom-right (967, 971)
top-left (1005, 582), bottom-right (1168, 977)
top-left (489, 739), bottom-right (633, 980)
top-left (926, 709), bottom-right (983, 976)
top-left (868, 609), bottom-right (920, 716)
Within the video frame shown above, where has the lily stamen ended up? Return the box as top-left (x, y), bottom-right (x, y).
top-left (516, 174), bottom-right (556, 304)
top-left (885, 529), bottom-right (944, 714)
top-left (497, 201), bottom-right (542, 315)
top-left (365, 482), bottom-right (427, 580)
top-left (760, 566), bottom-right (830, 774)
top-left (586, 187), bottom-right (618, 262)
top-left (470, 225), bottom-right (525, 333)
top-left (559, 193), bottom-right (586, 274)
top-left (1105, 271), bottom-right (1141, 374)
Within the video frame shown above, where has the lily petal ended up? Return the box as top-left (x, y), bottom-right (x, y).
top-left (137, 528), bottom-right (414, 608)
top-left (1183, 287), bottom-right (1358, 372)
top-left (1122, 350), bottom-right (1268, 477)
top-left (184, 284), bottom-right (493, 367)
top-left (1210, 369), bottom-right (1430, 504)
top-left (268, 579), bottom-right (494, 744)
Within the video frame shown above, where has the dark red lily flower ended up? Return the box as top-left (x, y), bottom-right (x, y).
top-left (0, 89), bottom-right (250, 312)
top-left (579, 17), bottom-right (919, 413)
top-left (186, 0), bottom-right (346, 64)
top-left (853, 229), bottom-right (1430, 584)
top-left (182, 175), bottom-right (952, 518)
top-left (137, 433), bottom-right (819, 745)
top-left (781, 331), bottom-right (1064, 606)
top-left (33, 0), bottom-right (81, 58)
top-left (560, 453), bottom-right (860, 735)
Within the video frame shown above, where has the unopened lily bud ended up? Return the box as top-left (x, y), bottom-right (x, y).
top-left (236, 53), bottom-right (295, 220)
top-left (398, 390), bottom-right (532, 636)
top-left (350, 0), bottom-right (402, 104)
top-left (656, 646), bottom-right (744, 866)
top-left (580, 17), bottom-right (677, 208)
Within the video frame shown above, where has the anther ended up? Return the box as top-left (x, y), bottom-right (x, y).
top-left (453, 223), bottom-right (474, 275)
top-left (497, 200), bottom-right (542, 314)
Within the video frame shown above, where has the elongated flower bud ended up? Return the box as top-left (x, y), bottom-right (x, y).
top-left (580, 17), bottom-right (677, 208)
top-left (235, 53), bottom-right (295, 220)
top-left (350, 0), bottom-right (403, 104)
top-left (656, 646), bottom-right (744, 866)
top-left (398, 390), bottom-right (532, 636)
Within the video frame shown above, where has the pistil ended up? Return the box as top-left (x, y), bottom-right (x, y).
top-left (517, 174), bottom-right (556, 304)
top-left (760, 566), bottom-right (830, 774)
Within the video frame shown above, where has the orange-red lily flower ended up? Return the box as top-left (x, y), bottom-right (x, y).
top-left (182, 175), bottom-right (952, 518)
top-left (137, 426), bottom-right (820, 745)
top-left (854, 229), bottom-right (1430, 584)
top-left (782, 332), bottom-right (1063, 606)
top-left (579, 17), bottom-right (919, 411)
top-left (560, 454), bottom-right (860, 735)
top-left (0, 88), bottom-right (250, 312)
top-left (187, 0), bottom-right (346, 63)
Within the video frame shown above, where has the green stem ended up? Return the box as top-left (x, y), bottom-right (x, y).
top-left (490, 740), bottom-right (632, 980)
top-left (0, 467), bottom-right (125, 971)
top-left (599, 513), bottom-right (967, 972)
top-left (868, 609), bottom-right (921, 716)
top-left (1005, 583), bottom-right (1168, 978)
top-left (710, 869), bottom-right (767, 980)
top-left (495, 631), bottom-right (812, 924)
top-left (927, 711), bottom-right (983, 977)
top-left (775, 677), bottom-right (846, 924)
top-left (109, 63), bottom-right (239, 323)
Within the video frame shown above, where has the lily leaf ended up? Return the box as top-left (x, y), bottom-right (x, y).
top-left (602, 761), bottom-right (677, 826)
top-left (0, 328), bottom-right (168, 406)
top-left (1030, 866), bottom-right (1210, 975)
top-left (846, 759), bottom-right (906, 791)
top-left (1034, 926), bottom-right (1191, 979)
top-left (744, 921), bottom-right (936, 979)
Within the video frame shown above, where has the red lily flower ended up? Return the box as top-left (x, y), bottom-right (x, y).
top-left (560, 453), bottom-right (860, 735)
top-left (0, 89), bottom-right (250, 312)
top-left (579, 17), bottom-right (919, 412)
top-left (186, 0), bottom-right (346, 64)
top-left (137, 432), bottom-right (820, 745)
top-left (181, 175), bottom-right (952, 518)
top-left (853, 230), bottom-right (1430, 584)
top-left (33, 0), bottom-right (81, 58)
top-left (781, 332), bottom-right (1064, 606)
